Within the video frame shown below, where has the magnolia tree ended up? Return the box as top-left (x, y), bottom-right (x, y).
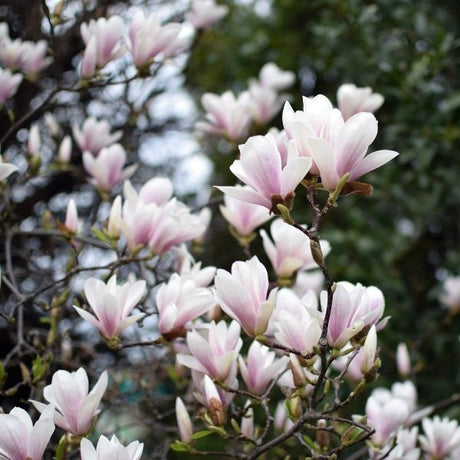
top-left (0, 1), bottom-right (459, 459)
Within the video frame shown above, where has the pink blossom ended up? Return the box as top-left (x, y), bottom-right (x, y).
top-left (80, 16), bottom-right (124, 68)
top-left (127, 11), bottom-right (182, 68)
top-left (419, 416), bottom-right (460, 458)
top-left (214, 256), bottom-right (277, 337)
top-left (337, 83), bottom-right (384, 121)
top-left (121, 181), bottom-right (204, 254)
top-left (64, 198), bottom-right (81, 235)
top-left (186, 0), bottom-right (229, 29)
top-left (83, 144), bottom-right (137, 192)
top-left (248, 82), bottom-right (283, 124)
top-left (73, 275), bottom-right (146, 340)
top-left (80, 36), bottom-right (97, 79)
top-left (323, 281), bottom-right (386, 349)
top-left (220, 188), bottom-right (271, 237)
top-left (0, 68), bottom-right (22, 104)
top-left (156, 273), bottom-right (215, 339)
top-left (260, 218), bottom-right (331, 279)
top-left (258, 62), bottom-right (295, 91)
top-left (0, 405), bottom-right (54, 460)
top-left (0, 37), bottom-right (24, 70)
top-left (217, 132), bottom-right (312, 212)
top-left (366, 393), bottom-right (410, 447)
top-left (20, 40), bottom-right (52, 76)
top-left (269, 288), bottom-right (322, 356)
top-left (73, 117), bottom-right (122, 155)
top-left (196, 90), bottom-right (252, 141)
top-left (283, 95), bottom-right (398, 190)
top-left (80, 435), bottom-right (143, 460)
top-left (238, 341), bottom-right (287, 395)
top-left (387, 427), bottom-right (420, 460)
top-left (177, 320), bottom-right (242, 382)
top-left (175, 398), bottom-right (193, 443)
top-left (106, 195), bottom-right (122, 239)
top-left (174, 246), bottom-right (216, 287)
top-left (31, 368), bottom-right (108, 436)
top-left (203, 375), bottom-right (226, 425)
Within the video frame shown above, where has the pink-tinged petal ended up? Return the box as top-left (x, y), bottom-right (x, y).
top-left (348, 149), bottom-right (399, 182)
top-left (91, 292), bottom-right (122, 338)
top-left (215, 271), bottom-right (256, 333)
top-left (304, 137), bottom-right (339, 190)
top-left (336, 112), bottom-right (378, 176)
top-left (176, 354), bottom-right (207, 374)
top-left (260, 229), bottom-right (277, 268)
top-left (158, 303), bottom-right (178, 334)
top-left (216, 185), bottom-right (270, 208)
top-left (254, 290), bottom-right (277, 336)
top-left (0, 414), bottom-right (27, 459)
top-left (240, 135), bottom-right (282, 195)
top-left (115, 312), bottom-right (145, 336)
top-left (280, 156), bottom-right (312, 197)
top-left (121, 280), bottom-right (146, 317)
top-left (80, 438), bottom-right (98, 460)
top-left (187, 331), bottom-right (219, 376)
top-left (28, 416), bottom-right (55, 460)
top-left (139, 177), bottom-right (173, 205)
top-left (73, 306), bottom-right (101, 330)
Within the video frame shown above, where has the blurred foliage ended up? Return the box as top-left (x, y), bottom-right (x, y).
top-left (186, 0), bottom-right (460, 405)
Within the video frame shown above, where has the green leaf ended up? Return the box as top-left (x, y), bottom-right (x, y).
top-left (170, 441), bottom-right (190, 452)
top-left (191, 430), bottom-right (213, 440)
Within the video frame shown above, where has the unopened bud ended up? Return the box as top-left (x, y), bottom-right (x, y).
top-left (176, 397), bottom-right (193, 443)
top-left (57, 136), bottom-right (71, 163)
top-left (204, 375), bottom-right (226, 426)
top-left (106, 195), bottom-right (122, 239)
top-left (396, 342), bottom-right (411, 379)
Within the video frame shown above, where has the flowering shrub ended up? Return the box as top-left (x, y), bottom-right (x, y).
top-left (0, 1), bottom-right (459, 459)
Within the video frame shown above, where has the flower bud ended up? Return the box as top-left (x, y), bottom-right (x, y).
top-left (204, 375), bottom-right (226, 426)
top-left (57, 135), bottom-right (71, 163)
top-left (27, 124), bottom-right (41, 156)
top-left (64, 199), bottom-right (80, 235)
top-left (175, 397), bottom-right (193, 443)
top-left (107, 195), bottom-right (122, 239)
top-left (396, 342), bottom-right (411, 379)
top-left (360, 325), bottom-right (377, 376)
top-left (241, 402), bottom-right (254, 440)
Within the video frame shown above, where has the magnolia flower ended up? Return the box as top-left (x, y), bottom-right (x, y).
top-left (238, 341), bottom-right (287, 395)
top-left (74, 275), bottom-right (146, 340)
top-left (323, 281), bottom-right (386, 349)
top-left (419, 416), bottom-right (460, 458)
top-left (258, 62), bottom-right (295, 91)
top-left (0, 68), bottom-right (22, 104)
top-left (174, 246), bottom-right (216, 287)
top-left (80, 16), bottom-right (124, 68)
top-left (127, 11), bottom-right (182, 68)
top-left (177, 320), bottom-right (242, 382)
top-left (261, 218), bottom-right (331, 279)
top-left (175, 398), bottom-right (193, 443)
top-left (80, 435), bottom-right (143, 460)
top-left (220, 188), bottom-right (271, 237)
top-left (214, 256), bottom-right (277, 337)
top-left (31, 368), bottom-right (108, 436)
top-left (269, 288), bottom-right (322, 356)
top-left (337, 83), bottom-right (384, 121)
top-left (240, 402), bottom-right (255, 440)
top-left (83, 144), bottom-right (137, 192)
top-left (441, 276), bottom-right (460, 313)
top-left (387, 427), bottom-right (420, 460)
top-left (0, 405), bottom-right (55, 460)
top-left (217, 132), bottom-right (312, 212)
top-left (186, 0), bottom-right (229, 29)
top-left (366, 393), bottom-right (410, 447)
top-left (282, 95), bottom-right (398, 191)
top-left (73, 117), bottom-right (122, 155)
top-left (20, 40), bottom-right (52, 76)
top-left (64, 198), bottom-right (81, 235)
top-left (196, 90), bottom-right (252, 141)
top-left (0, 37), bottom-right (24, 70)
top-left (156, 273), bottom-right (215, 339)
top-left (0, 155), bottom-right (18, 181)
top-left (248, 82), bottom-right (283, 124)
